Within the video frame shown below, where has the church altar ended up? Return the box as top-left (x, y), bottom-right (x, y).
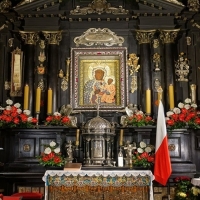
top-left (42, 170), bottom-right (154, 200)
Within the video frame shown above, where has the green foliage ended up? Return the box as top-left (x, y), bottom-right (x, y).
top-left (125, 112), bottom-right (155, 127)
top-left (132, 141), bottom-right (154, 168)
top-left (37, 141), bottom-right (65, 167)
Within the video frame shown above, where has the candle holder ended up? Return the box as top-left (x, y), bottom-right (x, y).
top-left (145, 113), bottom-right (151, 116)
top-left (74, 145), bottom-right (79, 162)
top-left (35, 112), bottom-right (40, 127)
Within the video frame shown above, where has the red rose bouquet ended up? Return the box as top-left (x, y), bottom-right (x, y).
top-left (132, 141), bottom-right (155, 168)
top-left (124, 111), bottom-right (155, 127)
top-left (166, 98), bottom-right (200, 130)
top-left (37, 141), bottom-right (65, 167)
top-left (44, 112), bottom-right (73, 127)
top-left (0, 99), bottom-right (37, 128)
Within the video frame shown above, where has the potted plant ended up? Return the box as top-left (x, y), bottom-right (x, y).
top-left (124, 111), bottom-right (155, 127)
top-left (37, 141), bottom-right (65, 169)
top-left (44, 112), bottom-right (74, 127)
top-left (132, 141), bottom-right (155, 169)
top-left (174, 176), bottom-right (195, 200)
top-left (166, 98), bottom-right (200, 130)
top-left (0, 99), bottom-right (37, 128)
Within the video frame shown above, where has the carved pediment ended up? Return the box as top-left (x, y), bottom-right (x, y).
top-left (70, 0), bottom-right (129, 15)
top-left (74, 28), bottom-right (124, 47)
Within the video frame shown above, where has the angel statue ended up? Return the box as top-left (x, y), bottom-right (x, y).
top-left (60, 104), bottom-right (78, 127)
top-left (120, 104), bottom-right (138, 126)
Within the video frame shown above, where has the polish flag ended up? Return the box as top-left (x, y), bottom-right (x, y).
top-left (154, 101), bottom-right (172, 186)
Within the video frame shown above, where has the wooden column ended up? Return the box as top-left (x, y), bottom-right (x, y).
top-left (42, 31), bottom-right (62, 114)
top-left (136, 30), bottom-right (156, 115)
top-left (19, 31), bottom-right (39, 115)
top-left (159, 29), bottom-right (180, 110)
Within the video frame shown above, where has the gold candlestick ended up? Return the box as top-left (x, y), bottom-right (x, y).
top-left (23, 84), bottom-right (29, 110)
top-left (169, 84), bottom-right (174, 110)
top-left (76, 129), bottom-right (80, 146)
top-left (35, 87), bottom-right (41, 113)
top-left (119, 129), bottom-right (124, 146)
top-left (47, 88), bottom-right (53, 115)
top-left (145, 89), bottom-right (151, 114)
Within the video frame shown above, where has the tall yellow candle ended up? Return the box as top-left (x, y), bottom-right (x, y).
top-left (23, 84), bottom-right (29, 110)
top-left (119, 129), bottom-right (124, 146)
top-left (145, 89), bottom-right (151, 114)
top-left (35, 87), bottom-right (41, 113)
top-left (169, 84), bottom-right (174, 110)
top-left (76, 129), bottom-right (80, 146)
top-left (47, 88), bottom-right (53, 114)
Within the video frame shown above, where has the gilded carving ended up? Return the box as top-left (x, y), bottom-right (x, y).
top-left (127, 53), bottom-right (140, 75)
top-left (39, 40), bottom-right (45, 49)
top-left (165, 0), bottom-right (184, 6)
top-left (37, 64), bottom-right (45, 75)
top-left (127, 53), bottom-right (140, 93)
top-left (130, 76), bottom-right (137, 93)
top-left (8, 38), bottom-right (14, 47)
top-left (188, 0), bottom-right (199, 12)
top-left (0, 0), bottom-right (12, 13)
top-left (135, 30), bottom-right (156, 44)
top-left (38, 79), bottom-right (45, 91)
top-left (15, 0), bottom-right (36, 7)
top-left (153, 39), bottom-right (159, 48)
top-left (70, 0), bottom-right (129, 15)
top-left (4, 81), bottom-right (10, 90)
top-left (59, 58), bottom-right (70, 91)
top-left (190, 84), bottom-right (196, 104)
top-left (74, 28), bottom-right (124, 47)
top-left (19, 31), bottom-right (39, 45)
top-left (175, 52), bottom-right (189, 82)
top-left (159, 29), bottom-right (180, 44)
top-left (154, 79), bottom-right (161, 91)
top-left (23, 144), bottom-right (31, 152)
top-left (186, 36), bottom-right (191, 46)
top-left (42, 31), bottom-right (62, 45)
top-left (153, 53), bottom-right (161, 71)
top-left (38, 51), bottom-right (46, 63)
top-left (0, 23), bottom-right (8, 31)
top-left (168, 144), bottom-right (175, 151)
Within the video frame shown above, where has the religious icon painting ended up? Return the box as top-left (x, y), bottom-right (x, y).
top-left (70, 48), bottom-right (129, 111)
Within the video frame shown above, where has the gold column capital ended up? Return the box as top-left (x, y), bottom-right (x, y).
top-left (19, 31), bottom-right (39, 45)
top-left (135, 29), bottom-right (156, 44)
top-left (42, 31), bottom-right (62, 45)
top-left (159, 29), bottom-right (180, 44)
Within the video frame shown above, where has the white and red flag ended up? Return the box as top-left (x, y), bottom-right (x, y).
top-left (154, 101), bottom-right (172, 186)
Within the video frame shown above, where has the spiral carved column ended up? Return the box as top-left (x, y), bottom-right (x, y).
top-left (159, 29), bottom-right (180, 110)
top-left (42, 31), bottom-right (62, 114)
top-left (136, 30), bottom-right (156, 115)
top-left (19, 31), bottom-right (39, 115)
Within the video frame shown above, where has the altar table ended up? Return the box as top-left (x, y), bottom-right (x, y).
top-left (42, 170), bottom-right (154, 200)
